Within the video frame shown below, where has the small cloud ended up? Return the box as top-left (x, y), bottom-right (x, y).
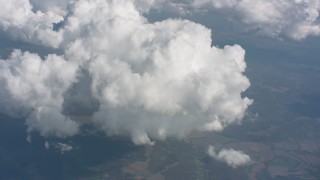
top-left (44, 141), bottom-right (50, 150)
top-left (44, 141), bottom-right (74, 154)
top-left (26, 135), bottom-right (32, 143)
top-left (208, 145), bottom-right (252, 168)
top-left (54, 143), bottom-right (73, 154)
top-left (245, 111), bottom-right (259, 122)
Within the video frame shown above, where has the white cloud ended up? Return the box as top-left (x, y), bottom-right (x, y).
top-left (143, 0), bottom-right (320, 40)
top-left (0, 0), bottom-right (65, 47)
top-left (29, 0), bottom-right (69, 16)
top-left (0, 0), bottom-right (319, 46)
top-left (44, 141), bottom-right (74, 154)
top-left (0, 0), bottom-right (252, 144)
top-left (44, 141), bottom-right (50, 149)
top-left (191, 0), bottom-right (320, 40)
top-left (72, 3), bottom-right (252, 143)
top-left (208, 145), bottom-right (252, 168)
top-left (0, 50), bottom-right (79, 137)
top-left (55, 143), bottom-right (73, 154)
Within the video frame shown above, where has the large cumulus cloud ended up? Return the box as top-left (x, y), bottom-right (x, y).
top-left (0, 0), bottom-right (252, 144)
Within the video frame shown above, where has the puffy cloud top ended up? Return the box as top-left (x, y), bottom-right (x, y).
top-left (0, 0), bottom-right (65, 47)
top-left (0, 50), bottom-right (79, 137)
top-left (0, 0), bottom-right (252, 144)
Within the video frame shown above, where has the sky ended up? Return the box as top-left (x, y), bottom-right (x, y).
top-left (0, 0), bottom-right (320, 169)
